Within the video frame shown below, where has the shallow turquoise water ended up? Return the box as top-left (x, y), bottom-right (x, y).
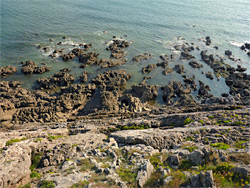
top-left (1, 0), bottom-right (250, 98)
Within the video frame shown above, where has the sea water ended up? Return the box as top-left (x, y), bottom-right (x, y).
top-left (1, 0), bottom-right (250, 100)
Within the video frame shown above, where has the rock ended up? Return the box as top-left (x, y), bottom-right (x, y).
top-left (132, 53), bottom-right (152, 62)
top-left (189, 150), bottom-right (204, 165)
top-left (205, 36), bottom-right (211, 46)
top-left (106, 38), bottom-right (130, 51)
top-left (173, 65), bottom-right (185, 74)
top-left (236, 65), bottom-right (247, 72)
top-left (191, 170), bottom-right (215, 188)
top-left (142, 64), bottom-right (156, 74)
top-left (168, 154), bottom-right (180, 169)
top-left (157, 61), bottom-right (169, 69)
top-left (131, 84), bottom-right (159, 103)
top-left (180, 52), bottom-right (195, 60)
top-left (225, 50), bottom-right (232, 56)
top-left (21, 60), bottom-right (51, 74)
top-left (110, 129), bottom-right (184, 150)
top-left (136, 160), bottom-right (155, 187)
top-left (162, 68), bottom-right (173, 75)
top-left (111, 49), bottom-right (127, 59)
top-left (189, 60), bottom-right (203, 69)
top-left (163, 176), bottom-right (173, 185)
top-left (79, 52), bottom-right (100, 65)
top-left (205, 71), bottom-right (214, 80)
top-left (80, 71), bottom-right (89, 83)
top-left (37, 70), bottom-right (74, 89)
top-left (230, 166), bottom-right (250, 177)
top-left (0, 143), bottom-right (31, 188)
top-left (0, 66), bottom-right (17, 78)
top-left (245, 43), bottom-right (250, 50)
top-left (101, 59), bottom-right (126, 68)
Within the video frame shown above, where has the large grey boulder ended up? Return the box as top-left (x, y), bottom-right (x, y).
top-left (191, 170), bottom-right (215, 188)
top-left (136, 160), bottom-right (155, 187)
top-left (189, 150), bottom-right (205, 165)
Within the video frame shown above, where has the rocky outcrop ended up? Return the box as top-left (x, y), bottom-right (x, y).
top-left (189, 60), bottom-right (203, 69)
top-left (0, 66), bottom-right (17, 78)
top-left (142, 64), bottom-right (156, 74)
top-left (190, 170), bottom-right (215, 188)
top-left (37, 69), bottom-right (74, 89)
top-left (136, 160), bottom-right (155, 187)
top-left (21, 60), bottom-right (51, 74)
top-left (173, 65), bottom-right (185, 74)
top-left (131, 84), bottom-right (159, 103)
top-left (132, 53), bottom-right (152, 62)
top-left (0, 143), bottom-right (32, 188)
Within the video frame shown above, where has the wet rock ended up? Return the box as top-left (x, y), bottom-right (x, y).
top-left (21, 60), bottom-right (51, 74)
top-left (79, 52), bottom-right (100, 65)
top-left (205, 36), bottom-right (211, 46)
top-left (159, 54), bottom-right (169, 61)
top-left (173, 65), bottom-right (185, 74)
top-left (0, 66), bottom-right (17, 78)
top-left (120, 94), bottom-right (144, 113)
top-left (131, 84), bottom-right (159, 103)
top-left (37, 69), bottom-right (74, 89)
top-left (157, 61), bottom-right (169, 69)
top-left (180, 52), bottom-right (195, 60)
top-left (189, 60), bottom-right (203, 69)
top-left (225, 50), bottom-right (232, 56)
top-left (205, 71), bottom-right (214, 80)
top-left (101, 59), bottom-right (126, 68)
top-left (162, 68), bottom-right (174, 75)
top-left (236, 65), bottom-right (247, 72)
top-left (62, 52), bottom-right (76, 61)
top-left (106, 39), bottom-right (130, 51)
top-left (132, 53), bottom-right (152, 62)
top-left (80, 71), bottom-right (89, 83)
top-left (111, 49), bottom-right (127, 59)
top-left (198, 81), bottom-right (212, 98)
top-left (161, 81), bottom-right (192, 105)
top-left (142, 64), bottom-right (156, 74)
top-left (183, 78), bottom-right (197, 91)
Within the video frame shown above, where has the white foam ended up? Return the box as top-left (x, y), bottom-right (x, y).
top-left (229, 41), bottom-right (243, 47)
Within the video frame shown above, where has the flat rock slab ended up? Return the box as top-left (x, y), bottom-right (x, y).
top-left (110, 126), bottom-right (237, 150)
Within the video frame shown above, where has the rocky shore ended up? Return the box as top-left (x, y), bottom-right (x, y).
top-left (0, 36), bottom-right (250, 188)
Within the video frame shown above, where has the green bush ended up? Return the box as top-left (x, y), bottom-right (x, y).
top-left (210, 143), bottom-right (230, 150)
top-left (235, 140), bottom-right (248, 149)
top-left (18, 183), bottom-right (31, 188)
top-left (184, 117), bottom-right (194, 125)
top-left (30, 154), bottom-right (42, 171)
top-left (30, 171), bottom-right (41, 178)
top-left (117, 167), bottom-right (137, 184)
top-left (6, 137), bottom-right (27, 146)
top-left (39, 180), bottom-right (55, 188)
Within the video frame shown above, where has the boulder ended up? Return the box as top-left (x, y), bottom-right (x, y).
top-left (136, 160), bottom-right (155, 187)
top-left (0, 143), bottom-right (31, 188)
top-left (0, 66), bottom-right (17, 78)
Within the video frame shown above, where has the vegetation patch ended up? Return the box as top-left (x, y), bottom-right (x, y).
top-left (229, 153), bottom-right (250, 165)
top-left (47, 134), bottom-right (63, 142)
top-left (30, 153), bottom-right (42, 171)
top-left (39, 180), bottom-right (56, 188)
top-left (71, 180), bottom-right (89, 188)
top-left (117, 166), bottom-right (138, 185)
top-left (78, 158), bottom-right (95, 172)
top-left (184, 117), bottom-right (194, 125)
top-left (144, 171), bottom-right (162, 187)
top-left (6, 137), bottom-right (27, 146)
top-left (30, 171), bottom-right (41, 179)
top-left (210, 142), bottom-right (230, 150)
top-left (18, 183), bottom-right (31, 188)
top-left (120, 124), bottom-right (149, 130)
